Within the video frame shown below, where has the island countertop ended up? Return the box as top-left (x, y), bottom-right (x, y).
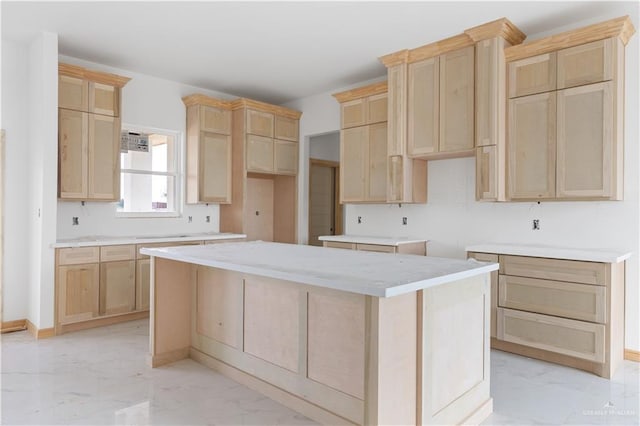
top-left (141, 241), bottom-right (497, 297)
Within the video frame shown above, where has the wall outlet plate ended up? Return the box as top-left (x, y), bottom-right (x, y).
top-left (533, 219), bottom-right (540, 230)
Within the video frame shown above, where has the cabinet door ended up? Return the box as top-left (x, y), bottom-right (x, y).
top-left (508, 92), bottom-right (556, 199)
top-left (367, 123), bottom-right (387, 201)
top-left (200, 105), bottom-right (231, 135)
top-left (367, 93), bottom-right (388, 125)
top-left (100, 260), bottom-right (135, 316)
top-left (439, 46), bottom-right (475, 153)
top-left (275, 115), bottom-right (299, 141)
top-left (88, 114), bottom-right (120, 200)
top-left (274, 140), bottom-right (298, 175)
top-left (476, 145), bottom-right (503, 201)
top-left (340, 126), bottom-right (367, 202)
top-left (508, 53), bottom-right (556, 98)
top-left (246, 134), bottom-right (274, 173)
top-left (136, 259), bottom-right (150, 311)
top-left (58, 263), bottom-right (99, 324)
top-left (387, 63), bottom-right (407, 156)
top-left (557, 39), bottom-right (613, 90)
top-left (59, 109), bottom-right (88, 199)
top-left (408, 57), bottom-right (439, 156)
top-left (341, 98), bottom-right (367, 129)
top-left (245, 177), bottom-right (274, 241)
top-left (200, 131), bottom-right (232, 203)
top-left (557, 81), bottom-right (613, 199)
top-left (59, 75), bottom-right (88, 112)
top-left (89, 82), bottom-right (119, 117)
top-left (476, 38), bottom-right (506, 147)
top-left (247, 109), bottom-right (274, 137)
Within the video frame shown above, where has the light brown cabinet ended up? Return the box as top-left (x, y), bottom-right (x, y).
top-left (408, 57), bottom-right (439, 156)
top-left (335, 86), bottom-right (388, 203)
top-left (183, 95), bottom-right (232, 204)
top-left (58, 63), bottom-right (129, 201)
top-left (136, 258), bottom-right (151, 311)
top-left (99, 260), bottom-right (135, 316)
top-left (467, 249), bottom-right (625, 378)
top-left (57, 263), bottom-right (99, 325)
top-left (219, 99), bottom-right (300, 243)
top-left (506, 27), bottom-right (628, 201)
top-left (323, 238), bottom-right (427, 255)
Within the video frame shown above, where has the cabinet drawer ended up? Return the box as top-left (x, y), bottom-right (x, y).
top-left (497, 308), bottom-right (605, 363)
top-left (500, 255), bottom-right (606, 286)
top-left (499, 275), bottom-right (606, 323)
top-left (323, 241), bottom-right (355, 250)
top-left (557, 39), bottom-right (613, 90)
top-left (58, 246), bottom-right (100, 265)
top-left (356, 243), bottom-right (396, 253)
top-left (204, 239), bottom-right (246, 245)
top-left (100, 244), bottom-right (136, 262)
top-left (508, 52), bottom-right (556, 98)
top-left (136, 241), bottom-right (203, 259)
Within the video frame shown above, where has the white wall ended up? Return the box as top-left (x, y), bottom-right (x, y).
top-left (56, 56), bottom-right (239, 239)
top-left (285, 10), bottom-right (640, 351)
top-left (1, 39), bottom-right (30, 322)
top-left (309, 132), bottom-right (340, 162)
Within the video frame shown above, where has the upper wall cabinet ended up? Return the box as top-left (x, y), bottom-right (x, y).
top-left (58, 63), bottom-right (130, 201)
top-left (334, 82), bottom-right (389, 203)
top-left (505, 16), bottom-right (635, 201)
top-left (183, 95), bottom-right (232, 204)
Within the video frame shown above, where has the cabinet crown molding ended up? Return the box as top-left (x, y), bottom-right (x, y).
top-left (380, 34), bottom-right (476, 67)
top-left (505, 15), bottom-right (636, 62)
top-left (379, 49), bottom-right (410, 67)
top-left (332, 81), bottom-right (387, 103)
top-left (230, 98), bottom-right (302, 120)
top-left (182, 94), bottom-right (233, 109)
top-left (59, 63), bottom-right (131, 87)
top-left (464, 17), bottom-right (527, 46)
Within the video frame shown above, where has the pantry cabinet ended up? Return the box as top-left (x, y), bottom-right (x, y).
top-left (183, 95), bottom-right (233, 204)
top-left (57, 63), bottom-right (129, 201)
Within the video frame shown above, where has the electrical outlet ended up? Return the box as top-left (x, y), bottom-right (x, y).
top-left (188, 216), bottom-right (193, 223)
top-left (532, 219), bottom-right (540, 230)
top-left (357, 216), bottom-right (362, 224)
top-left (72, 217), bottom-right (79, 226)
top-left (402, 217), bottom-right (408, 225)
top-left (206, 215), bottom-right (210, 223)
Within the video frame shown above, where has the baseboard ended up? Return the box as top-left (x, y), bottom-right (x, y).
top-left (26, 320), bottom-right (55, 339)
top-left (1, 319), bottom-right (27, 333)
top-left (625, 349), bottom-right (640, 362)
top-left (461, 398), bottom-right (493, 426)
top-left (57, 311), bottom-right (149, 335)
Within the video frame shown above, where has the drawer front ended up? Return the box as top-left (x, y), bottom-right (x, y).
top-left (499, 275), bottom-right (606, 323)
top-left (500, 255), bottom-right (606, 286)
top-left (497, 308), bottom-right (605, 363)
top-left (204, 239), bottom-right (246, 245)
top-left (58, 246), bottom-right (100, 265)
top-left (323, 241), bottom-right (355, 250)
top-left (100, 244), bottom-right (136, 262)
top-left (356, 243), bottom-right (396, 253)
top-left (136, 241), bottom-right (203, 259)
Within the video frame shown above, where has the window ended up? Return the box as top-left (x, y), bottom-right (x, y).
top-left (117, 126), bottom-right (181, 217)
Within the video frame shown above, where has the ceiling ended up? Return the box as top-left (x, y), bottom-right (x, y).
top-left (2, 1), bottom-right (637, 105)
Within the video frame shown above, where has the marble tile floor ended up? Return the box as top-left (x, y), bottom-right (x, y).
top-left (1, 319), bottom-right (638, 425)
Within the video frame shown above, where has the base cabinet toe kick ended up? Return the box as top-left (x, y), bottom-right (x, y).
top-left (144, 242), bottom-right (497, 425)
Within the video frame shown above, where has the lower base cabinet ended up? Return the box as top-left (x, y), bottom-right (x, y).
top-left (322, 238), bottom-right (427, 255)
top-left (100, 260), bottom-right (136, 316)
top-left (57, 263), bottom-right (100, 325)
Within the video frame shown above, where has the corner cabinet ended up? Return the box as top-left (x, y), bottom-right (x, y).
top-left (334, 83), bottom-right (388, 203)
top-left (58, 63), bottom-right (130, 201)
top-left (505, 17), bottom-right (634, 201)
top-left (183, 95), bottom-right (233, 204)
top-left (219, 98), bottom-right (300, 243)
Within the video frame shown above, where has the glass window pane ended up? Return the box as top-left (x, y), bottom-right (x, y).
top-left (120, 133), bottom-right (174, 173)
top-left (118, 173), bottom-right (175, 213)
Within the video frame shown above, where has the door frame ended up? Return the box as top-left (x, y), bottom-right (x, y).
top-left (308, 159), bottom-right (342, 245)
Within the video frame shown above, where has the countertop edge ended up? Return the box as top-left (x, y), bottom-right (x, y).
top-left (52, 234), bottom-right (247, 248)
top-left (466, 244), bottom-right (632, 264)
top-left (318, 235), bottom-right (429, 246)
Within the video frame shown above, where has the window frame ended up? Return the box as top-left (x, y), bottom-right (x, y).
top-left (116, 124), bottom-right (183, 218)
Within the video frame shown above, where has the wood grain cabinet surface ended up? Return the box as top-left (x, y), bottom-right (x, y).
top-left (58, 63), bottom-right (129, 201)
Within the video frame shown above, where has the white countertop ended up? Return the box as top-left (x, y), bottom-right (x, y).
top-left (466, 243), bottom-right (631, 263)
top-left (318, 235), bottom-right (428, 246)
top-left (141, 241), bottom-right (497, 298)
top-left (52, 233), bottom-right (246, 248)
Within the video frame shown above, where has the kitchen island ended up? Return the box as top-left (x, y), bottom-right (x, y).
top-left (141, 241), bottom-right (498, 425)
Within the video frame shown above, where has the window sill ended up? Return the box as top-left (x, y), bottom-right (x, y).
top-left (116, 211), bottom-right (181, 219)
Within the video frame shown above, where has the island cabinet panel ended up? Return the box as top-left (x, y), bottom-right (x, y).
top-left (507, 92), bottom-right (556, 200)
top-left (135, 259), bottom-right (150, 311)
top-left (508, 52), bottom-right (557, 98)
top-left (243, 277), bottom-right (300, 373)
top-left (196, 267), bottom-right (243, 349)
top-left (57, 263), bottom-right (100, 324)
top-left (557, 38), bottom-right (613, 90)
top-left (467, 252), bottom-right (498, 338)
top-left (99, 260), bottom-right (135, 316)
top-left (307, 291), bottom-right (365, 400)
top-left (420, 275), bottom-right (490, 425)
